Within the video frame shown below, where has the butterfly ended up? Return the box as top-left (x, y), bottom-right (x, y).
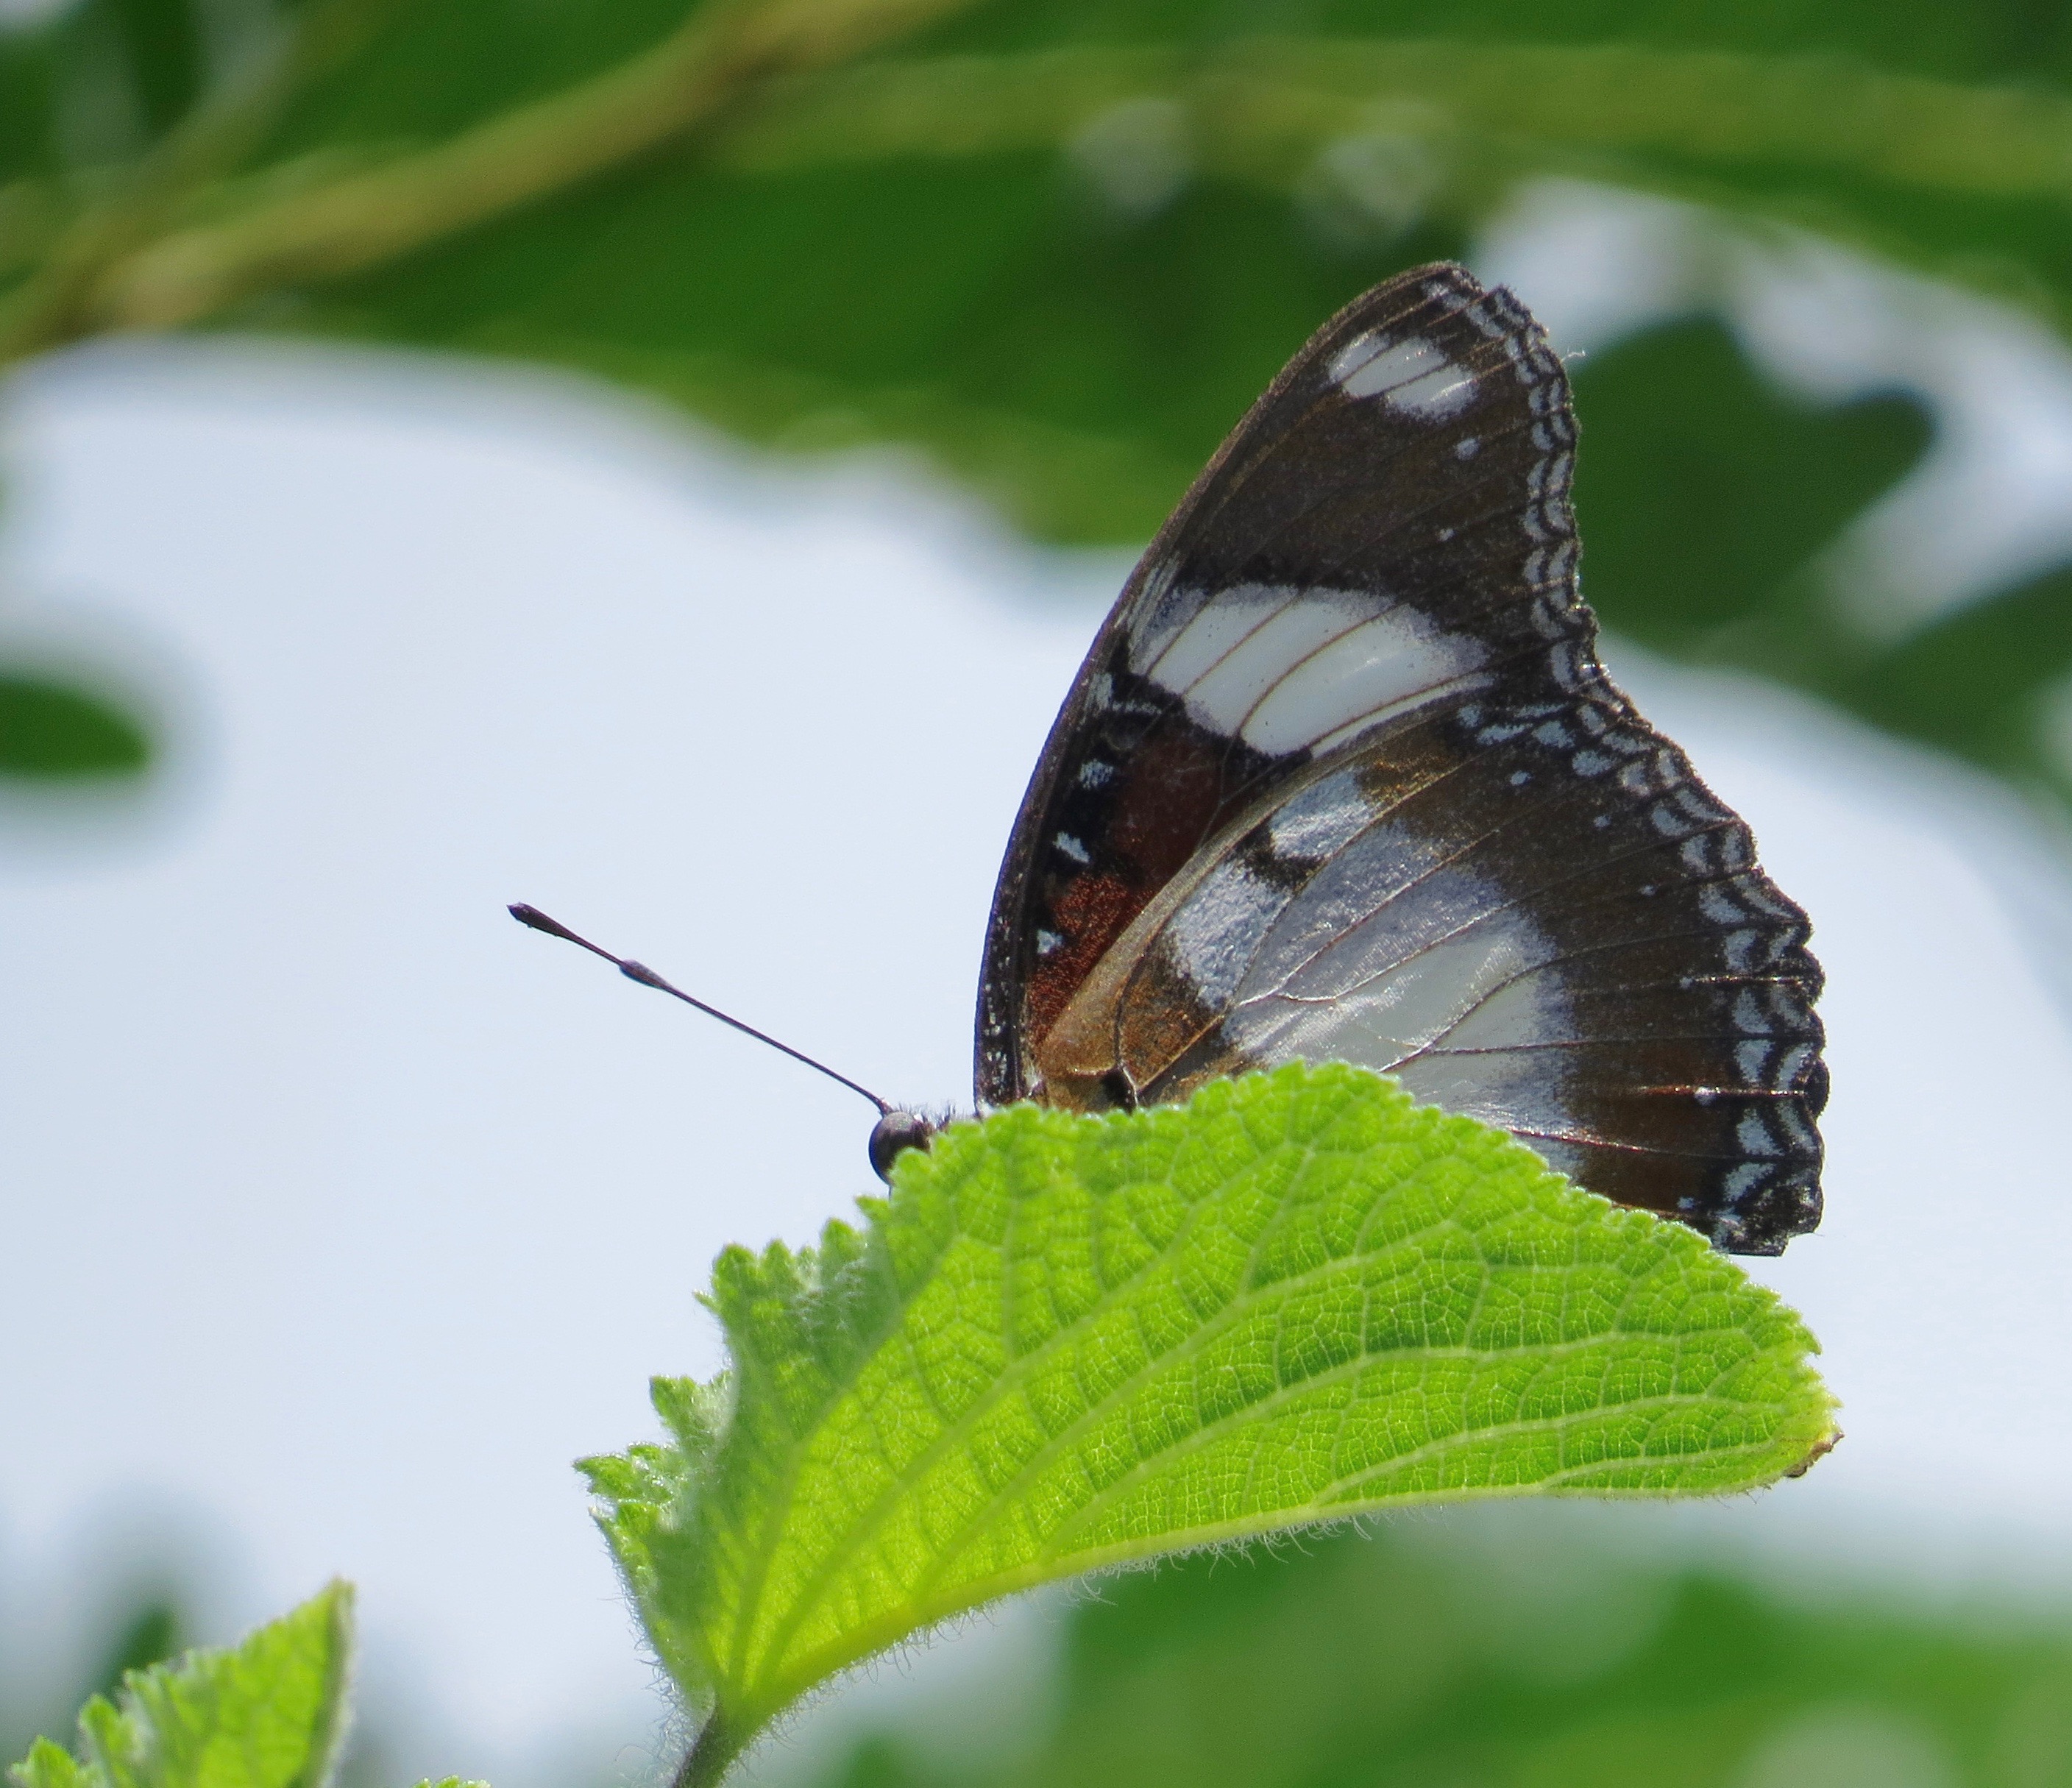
top-left (965, 261), bottom-right (1823, 1257)
top-left (516, 261), bottom-right (1823, 1257)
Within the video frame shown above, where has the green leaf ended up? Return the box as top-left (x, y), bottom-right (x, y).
top-left (585, 1062), bottom-right (1834, 1778)
top-left (1828, 559), bottom-right (2072, 799)
top-left (1569, 316), bottom-right (2072, 809)
top-left (1571, 316), bottom-right (1934, 659)
top-left (8, 1583), bottom-right (355, 1788)
top-left (0, 672), bottom-right (151, 779)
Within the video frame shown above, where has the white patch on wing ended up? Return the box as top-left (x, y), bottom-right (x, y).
top-left (1436, 971), bottom-right (1575, 1049)
top-left (1233, 902), bottom-right (1559, 1071)
top-left (1160, 857), bottom-right (1291, 1010)
top-left (1182, 594), bottom-right (1366, 735)
top-left (1131, 581), bottom-right (1285, 689)
top-left (1223, 879), bottom-right (1577, 1140)
top-left (1327, 333), bottom-right (1477, 418)
top-left (1265, 767), bottom-right (1377, 862)
top-left (1241, 606), bottom-right (1489, 755)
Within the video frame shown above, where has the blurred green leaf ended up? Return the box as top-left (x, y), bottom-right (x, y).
top-left (89, 1606), bottom-right (187, 1704)
top-left (8, 1582), bottom-right (355, 1788)
top-left (795, 1519), bottom-right (2072, 1788)
top-left (6, 0), bottom-right (2072, 489)
top-left (91, 0), bottom-right (207, 141)
top-left (1571, 316), bottom-right (1934, 657)
top-left (1572, 316), bottom-right (2072, 807)
top-left (1833, 562), bottom-right (2072, 799)
top-left (0, 672), bottom-right (150, 779)
top-left (583, 1062), bottom-right (1833, 1783)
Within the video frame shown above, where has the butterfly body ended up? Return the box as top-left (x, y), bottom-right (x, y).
top-left (976, 264), bottom-right (1825, 1257)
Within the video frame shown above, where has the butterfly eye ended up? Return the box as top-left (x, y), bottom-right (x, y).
top-left (868, 1110), bottom-right (936, 1182)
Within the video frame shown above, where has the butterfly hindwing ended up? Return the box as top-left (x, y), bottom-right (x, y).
top-left (976, 263), bottom-right (1824, 1255)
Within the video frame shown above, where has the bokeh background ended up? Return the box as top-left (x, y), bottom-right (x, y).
top-left (7, 1), bottom-right (2072, 1784)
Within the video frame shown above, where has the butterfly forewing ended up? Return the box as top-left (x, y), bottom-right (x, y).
top-left (976, 264), bottom-right (1824, 1255)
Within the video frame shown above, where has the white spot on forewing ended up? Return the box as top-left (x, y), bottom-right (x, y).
top-left (1131, 581), bottom-right (1287, 687)
top-left (1160, 858), bottom-right (1291, 1010)
top-left (1302, 668), bottom-right (1494, 759)
top-left (1242, 605), bottom-right (1489, 754)
top-left (1326, 331), bottom-right (1391, 390)
top-left (1328, 333), bottom-right (1477, 418)
top-left (1183, 593), bottom-right (1367, 735)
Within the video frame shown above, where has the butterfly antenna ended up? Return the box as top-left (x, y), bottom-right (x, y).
top-left (507, 902), bottom-right (895, 1116)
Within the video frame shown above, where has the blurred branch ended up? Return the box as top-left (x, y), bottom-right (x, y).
top-left (713, 38), bottom-right (2072, 200)
top-left (15, 0), bottom-right (980, 348)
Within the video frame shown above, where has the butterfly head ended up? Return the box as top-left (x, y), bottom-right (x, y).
top-left (867, 1107), bottom-right (937, 1182)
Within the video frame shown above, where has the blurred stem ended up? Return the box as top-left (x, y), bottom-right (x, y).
top-left (0, 0), bottom-right (977, 364)
top-left (673, 1710), bottom-right (752, 1788)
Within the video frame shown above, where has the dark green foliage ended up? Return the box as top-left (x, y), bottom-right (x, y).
top-left (94, 0), bottom-right (207, 140)
top-left (1571, 316), bottom-right (1934, 659)
top-left (10, 0), bottom-right (2072, 818)
top-left (796, 1518), bottom-right (2072, 1788)
top-left (1834, 561), bottom-right (2072, 795)
top-left (324, 163), bottom-right (1464, 542)
top-left (1573, 316), bottom-right (2072, 802)
top-left (0, 673), bottom-right (150, 779)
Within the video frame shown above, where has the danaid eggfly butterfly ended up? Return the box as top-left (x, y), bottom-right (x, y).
top-left (513, 260), bottom-right (1824, 1256)
top-left (971, 261), bottom-right (1824, 1257)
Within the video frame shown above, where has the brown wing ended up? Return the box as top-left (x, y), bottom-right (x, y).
top-left (975, 263), bottom-right (1823, 1255)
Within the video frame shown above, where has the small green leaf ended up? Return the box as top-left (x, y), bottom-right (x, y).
top-left (585, 1063), bottom-right (1834, 1775)
top-left (8, 1583), bottom-right (356, 1788)
top-left (0, 673), bottom-right (150, 779)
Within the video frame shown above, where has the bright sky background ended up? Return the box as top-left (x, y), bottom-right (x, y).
top-left (6, 195), bottom-right (2072, 1786)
